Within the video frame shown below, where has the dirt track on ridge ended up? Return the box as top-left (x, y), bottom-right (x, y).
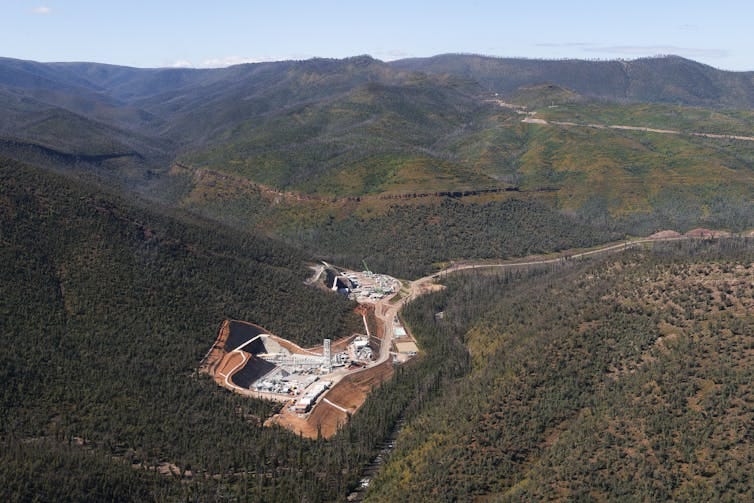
top-left (210, 230), bottom-right (752, 439)
top-left (521, 115), bottom-right (754, 142)
top-left (273, 359), bottom-right (396, 439)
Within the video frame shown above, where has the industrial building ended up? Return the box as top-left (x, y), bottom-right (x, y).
top-left (325, 268), bottom-right (355, 296)
top-left (292, 381), bottom-right (332, 413)
top-left (224, 327), bottom-right (377, 416)
top-left (395, 341), bottom-right (418, 355)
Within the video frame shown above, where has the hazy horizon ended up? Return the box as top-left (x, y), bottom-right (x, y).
top-left (5, 1), bottom-right (753, 71)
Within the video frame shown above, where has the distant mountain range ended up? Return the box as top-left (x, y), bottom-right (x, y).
top-left (2, 53), bottom-right (754, 264)
top-left (4, 53), bottom-right (754, 502)
top-left (392, 54), bottom-right (754, 108)
top-left (2, 53), bottom-right (752, 164)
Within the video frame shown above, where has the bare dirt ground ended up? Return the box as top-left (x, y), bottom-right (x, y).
top-left (198, 320), bottom-right (230, 376)
top-left (649, 230), bottom-right (683, 239)
top-left (325, 360), bottom-right (394, 410)
top-left (206, 232), bottom-right (750, 440)
top-left (520, 113), bottom-right (754, 142)
top-left (214, 351), bottom-right (244, 380)
top-left (268, 359), bottom-right (395, 439)
top-left (201, 308), bottom-right (389, 438)
top-left (267, 335), bottom-right (321, 356)
top-left (685, 228), bottom-right (731, 238)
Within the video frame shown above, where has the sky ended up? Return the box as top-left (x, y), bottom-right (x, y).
top-left (3, 0), bottom-right (754, 71)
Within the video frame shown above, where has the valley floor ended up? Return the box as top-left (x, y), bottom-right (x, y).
top-left (203, 228), bottom-right (751, 442)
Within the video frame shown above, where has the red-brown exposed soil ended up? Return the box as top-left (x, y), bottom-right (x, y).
top-left (198, 320), bottom-right (230, 376)
top-left (268, 359), bottom-right (395, 439)
top-left (306, 401), bottom-right (350, 438)
top-left (648, 230), bottom-right (682, 239)
top-left (214, 351), bottom-right (244, 379)
top-left (326, 360), bottom-right (394, 410)
top-left (685, 228), bottom-right (731, 238)
top-left (201, 315), bottom-right (391, 438)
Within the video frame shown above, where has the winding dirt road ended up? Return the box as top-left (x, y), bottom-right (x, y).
top-left (407, 233), bottom-right (746, 296)
top-left (290, 231), bottom-right (741, 438)
top-left (489, 97), bottom-right (754, 142)
top-left (521, 115), bottom-right (754, 142)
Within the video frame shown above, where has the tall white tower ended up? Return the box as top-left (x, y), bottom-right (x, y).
top-left (323, 338), bottom-right (332, 373)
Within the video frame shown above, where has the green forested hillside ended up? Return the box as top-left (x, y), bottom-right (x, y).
top-left (368, 239), bottom-right (754, 501)
top-left (3, 52), bottom-right (754, 501)
top-left (1, 160), bottom-right (400, 500)
top-left (179, 75), bottom-right (486, 195)
top-left (291, 198), bottom-right (614, 277)
top-left (0, 159), bottom-right (482, 501)
top-left (167, 94), bottom-right (754, 278)
top-left (2, 55), bottom-right (754, 251)
top-left (5, 160), bottom-right (753, 500)
top-left (391, 54), bottom-right (754, 108)
top-left (167, 84), bottom-right (754, 251)
top-left (537, 101), bottom-right (754, 136)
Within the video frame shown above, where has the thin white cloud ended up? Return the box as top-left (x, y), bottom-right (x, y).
top-left (31, 6), bottom-right (52, 15)
top-left (536, 42), bottom-right (727, 61)
top-left (583, 45), bottom-right (728, 59)
top-left (373, 49), bottom-right (412, 61)
top-left (169, 60), bottom-right (194, 68)
top-left (168, 56), bottom-right (287, 69)
top-left (536, 42), bottom-right (595, 48)
top-left (200, 56), bottom-right (274, 67)
top-left (168, 55), bottom-right (313, 69)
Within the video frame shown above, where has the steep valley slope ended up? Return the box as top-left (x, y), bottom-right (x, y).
top-left (3, 52), bottom-right (754, 501)
top-left (2, 55), bottom-right (754, 277)
top-left (369, 239), bottom-right (754, 501)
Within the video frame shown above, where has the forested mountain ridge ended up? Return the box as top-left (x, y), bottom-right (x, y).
top-left (369, 239), bottom-right (754, 501)
top-left (0, 159), bottom-right (385, 500)
top-left (391, 54), bottom-right (754, 108)
top-left (3, 50), bottom-right (754, 501)
top-left (4, 157), bottom-right (754, 500)
top-left (0, 55), bottom-right (484, 193)
top-left (2, 53), bottom-right (754, 262)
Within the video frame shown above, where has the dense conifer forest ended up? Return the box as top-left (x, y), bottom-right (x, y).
top-left (293, 198), bottom-right (615, 278)
top-left (368, 239), bottom-right (754, 501)
top-left (3, 53), bottom-right (754, 501)
top-left (1, 161), bottom-right (422, 500)
top-left (2, 160), bottom-right (753, 500)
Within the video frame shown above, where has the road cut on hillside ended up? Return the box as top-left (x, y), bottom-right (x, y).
top-left (521, 116), bottom-right (754, 142)
top-left (203, 228), bottom-right (749, 439)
